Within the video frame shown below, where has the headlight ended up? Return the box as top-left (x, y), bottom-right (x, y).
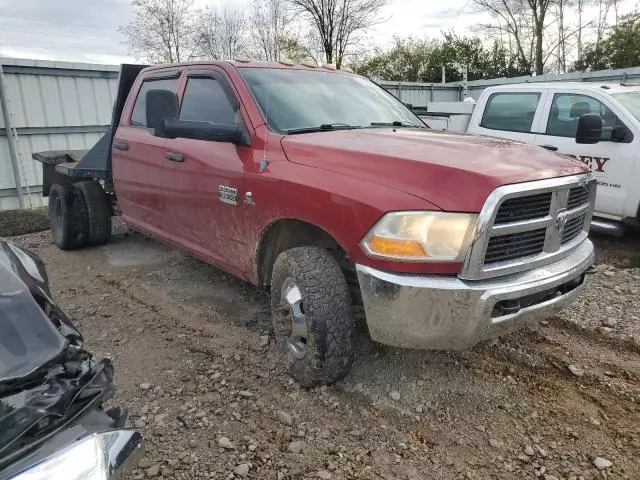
top-left (9, 430), bottom-right (143, 480)
top-left (361, 211), bottom-right (477, 262)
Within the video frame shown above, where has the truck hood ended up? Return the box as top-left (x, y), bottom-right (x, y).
top-left (280, 128), bottom-right (588, 212)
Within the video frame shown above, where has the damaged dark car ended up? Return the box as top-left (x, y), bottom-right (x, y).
top-left (0, 239), bottom-right (142, 479)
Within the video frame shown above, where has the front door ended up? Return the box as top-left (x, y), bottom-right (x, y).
top-left (533, 91), bottom-right (639, 218)
top-left (112, 74), bottom-right (180, 233)
top-left (162, 69), bottom-right (251, 271)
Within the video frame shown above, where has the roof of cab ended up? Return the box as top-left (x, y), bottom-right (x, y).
top-left (141, 59), bottom-right (355, 74)
top-left (483, 81), bottom-right (640, 95)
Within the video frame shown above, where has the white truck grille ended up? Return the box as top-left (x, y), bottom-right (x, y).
top-left (460, 174), bottom-right (596, 280)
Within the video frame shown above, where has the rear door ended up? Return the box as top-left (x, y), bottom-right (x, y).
top-left (533, 89), bottom-right (639, 219)
top-left (112, 70), bottom-right (181, 232)
top-left (468, 89), bottom-right (547, 144)
top-left (162, 67), bottom-right (252, 272)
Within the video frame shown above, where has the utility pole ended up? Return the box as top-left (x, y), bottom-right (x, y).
top-left (463, 65), bottom-right (468, 98)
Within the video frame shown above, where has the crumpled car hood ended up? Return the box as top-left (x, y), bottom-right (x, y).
top-left (0, 245), bottom-right (66, 383)
top-left (281, 128), bottom-right (589, 212)
top-left (0, 240), bottom-right (115, 469)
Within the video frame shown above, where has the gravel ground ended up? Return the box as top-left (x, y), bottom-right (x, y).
top-left (7, 221), bottom-right (640, 480)
top-left (0, 207), bottom-right (48, 236)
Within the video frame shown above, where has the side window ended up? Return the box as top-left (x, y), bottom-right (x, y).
top-left (130, 78), bottom-right (179, 127)
top-left (180, 77), bottom-right (238, 124)
top-left (480, 92), bottom-right (541, 133)
top-left (546, 93), bottom-right (622, 141)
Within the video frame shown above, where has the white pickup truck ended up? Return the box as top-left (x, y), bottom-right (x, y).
top-left (422, 83), bottom-right (640, 235)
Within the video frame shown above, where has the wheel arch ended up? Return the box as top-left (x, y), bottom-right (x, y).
top-left (255, 217), bottom-right (353, 289)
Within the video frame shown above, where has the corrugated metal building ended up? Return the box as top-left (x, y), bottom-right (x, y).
top-left (0, 58), bottom-right (118, 210)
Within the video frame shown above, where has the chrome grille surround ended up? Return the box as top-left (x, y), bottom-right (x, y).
top-left (459, 173), bottom-right (596, 281)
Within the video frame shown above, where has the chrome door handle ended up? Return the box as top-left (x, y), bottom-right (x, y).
top-left (165, 152), bottom-right (184, 162)
top-left (541, 144), bottom-right (558, 151)
top-left (113, 141), bottom-right (129, 151)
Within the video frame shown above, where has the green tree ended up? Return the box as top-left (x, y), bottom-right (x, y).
top-left (355, 35), bottom-right (528, 83)
top-left (575, 12), bottom-right (640, 71)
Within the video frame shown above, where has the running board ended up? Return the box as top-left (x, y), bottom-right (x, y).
top-left (590, 218), bottom-right (625, 236)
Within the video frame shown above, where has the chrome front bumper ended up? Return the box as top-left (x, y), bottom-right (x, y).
top-left (356, 239), bottom-right (594, 351)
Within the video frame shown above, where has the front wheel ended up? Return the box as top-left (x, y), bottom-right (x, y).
top-left (270, 246), bottom-right (355, 387)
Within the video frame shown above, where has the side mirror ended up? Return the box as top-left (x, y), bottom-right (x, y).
top-left (146, 89), bottom-right (178, 137)
top-left (163, 119), bottom-right (246, 144)
top-left (611, 124), bottom-right (631, 143)
top-left (575, 114), bottom-right (603, 144)
top-left (403, 102), bottom-right (414, 110)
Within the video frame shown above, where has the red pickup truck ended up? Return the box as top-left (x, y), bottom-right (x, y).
top-left (34, 61), bottom-right (597, 387)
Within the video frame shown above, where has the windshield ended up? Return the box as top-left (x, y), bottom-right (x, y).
top-left (612, 91), bottom-right (640, 122)
top-left (238, 67), bottom-right (425, 133)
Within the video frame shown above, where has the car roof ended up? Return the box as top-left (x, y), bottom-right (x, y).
top-left (142, 59), bottom-right (356, 75)
top-left (483, 82), bottom-right (640, 95)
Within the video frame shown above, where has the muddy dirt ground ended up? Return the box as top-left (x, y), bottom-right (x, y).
top-left (5, 220), bottom-right (640, 480)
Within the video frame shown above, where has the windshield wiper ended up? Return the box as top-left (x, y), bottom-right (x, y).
top-left (369, 121), bottom-right (424, 128)
top-left (284, 123), bottom-right (361, 134)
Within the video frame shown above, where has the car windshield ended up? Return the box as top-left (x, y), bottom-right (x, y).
top-left (612, 91), bottom-right (640, 122)
top-left (238, 67), bottom-right (425, 133)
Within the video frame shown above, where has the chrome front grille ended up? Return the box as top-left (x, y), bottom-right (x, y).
top-left (485, 228), bottom-right (546, 263)
top-left (494, 192), bottom-right (552, 223)
top-left (562, 214), bottom-right (586, 243)
top-left (567, 185), bottom-right (590, 209)
top-left (460, 174), bottom-right (596, 280)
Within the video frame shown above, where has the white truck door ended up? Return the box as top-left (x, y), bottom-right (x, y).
top-left (533, 90), bottom-right (638, 219)
top-left (467, 89), bottom-right (547, 143)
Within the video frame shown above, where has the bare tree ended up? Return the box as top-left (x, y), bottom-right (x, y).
top-left (120, 0), bottom-right (197, 63)
top-left (473, 0), bottom-right (554, 75)
top-left (472, 0), bottom-right (534, 72)
top-left (288, 0), bottom-right (387, 68)
top-left (554, 0), bottom-right (568, 72)
top-left (529, 0), bottom-right (553, 75)
top-left (595, 0), bottom-right (613, 50)
top-left (576, 0), bottom-right (588, 60)
top-left (249, 0), bottom-right (296, 61)
top-left (196, 3), bottom-right (249, 60)
top-left (610, 0), bottom-right (623, 25)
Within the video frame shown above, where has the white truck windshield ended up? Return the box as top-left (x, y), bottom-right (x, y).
top-left (612, 91), bottom-right (640, 122)
top-left (238, 68), bottom-right (425, 133)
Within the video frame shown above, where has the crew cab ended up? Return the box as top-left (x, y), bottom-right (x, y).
top-left (423, 82), bottom-right (640, 235)
top-left (33, 61), bottom-right (597, 386)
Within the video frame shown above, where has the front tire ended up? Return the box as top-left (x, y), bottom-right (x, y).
top-left (271, 246), bottom-right (355, 387)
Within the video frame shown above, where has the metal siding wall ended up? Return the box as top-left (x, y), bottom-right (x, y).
top-left (0, 58), bottom-right (118, 210)
top-left (0, 138), bottom-right (14, 189)
top-left (379, 82), bottom-right (461, 104)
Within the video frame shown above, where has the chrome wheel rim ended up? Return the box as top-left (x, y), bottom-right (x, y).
top-left (279, 277), bottom-right (307, 359)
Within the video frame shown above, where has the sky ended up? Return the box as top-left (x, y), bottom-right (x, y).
top-left (0, 0), bottom-right (491, 64)
top-left (0, 0), bottom-right (637, 65)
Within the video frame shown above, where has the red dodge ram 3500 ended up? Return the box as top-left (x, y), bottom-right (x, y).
top-left (35, 61), bottom-right (596, 386)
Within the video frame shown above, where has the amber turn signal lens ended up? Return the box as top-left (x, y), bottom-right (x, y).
top-left (367, 235), bottom-right (426, 258)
